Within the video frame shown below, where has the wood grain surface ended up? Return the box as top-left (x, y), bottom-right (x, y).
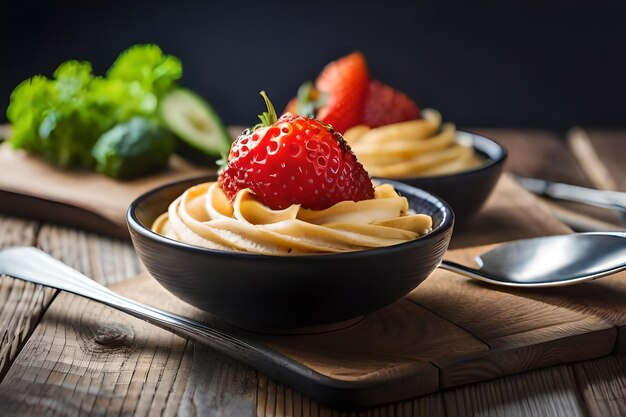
top-left (449, 174), bottom-right (571, 249)
top-left (443, 366), bottom-right (587, 417)
top-left (0, 217), bottom-right (45, 380)
top-left (479, 128), bottom-right (625, 230)
top-left (476, 129), bottom-right (592, 186)
top-left (574, 355), bottom-right (626, 417)
top-left (2, 169), bottom-right (622, 410)
top-left (0, 144), bottom-right (213, 234)
top-left (4, 269), bottom-right (619, 416)
top-left (564, 129), bottom-right (626, 354)
top-left (0, 248), bottom-right (258, 416)
top-left (0, 129), bottom-right (625, 416)
top-left (581, 130), bottom-right (626, 192)
top-left (567, 128), bottom-right (620, 192)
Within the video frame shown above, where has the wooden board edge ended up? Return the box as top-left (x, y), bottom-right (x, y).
top-left (0, 190), bottom-right (129, 239)
top-left (617, 325), bottom-right (626, 355)
top-left (301, 362), bottom-right (440, 409)
top-left (109, 274), bottom-right (442, 409)
top-left (436, 327), bottom-right (617, 389)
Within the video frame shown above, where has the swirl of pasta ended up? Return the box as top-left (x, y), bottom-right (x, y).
top-left (344, 109), bottom-right (483, 178)
top-left (151, 182), bottom-right (432, 255)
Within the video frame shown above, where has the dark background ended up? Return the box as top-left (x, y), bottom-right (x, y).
top-left (1, 0), bottom-right (625, 130)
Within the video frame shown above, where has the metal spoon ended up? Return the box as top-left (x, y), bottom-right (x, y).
top-left (0, 246), bottom-right (354, 405)
top-left (514, 175), bottom-right (626, 224)
top-left (440, 232), bottom-right (626, 287)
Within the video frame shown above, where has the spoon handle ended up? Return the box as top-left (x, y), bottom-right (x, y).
top-left (0, 246), bottom-right (337, 395)
top-left (439, 259), bottom-right (487, 280)
top-left (439, 260), bottom-right (521, 286)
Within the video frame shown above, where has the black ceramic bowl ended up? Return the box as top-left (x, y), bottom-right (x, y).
top-left (377, 131), bottom-right (506, 227)
top-left (127, 177), bottom-right (454, 332)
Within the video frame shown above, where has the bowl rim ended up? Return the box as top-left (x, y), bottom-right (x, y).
top-left (127, 177), bottom-right (454, 261)
top-left (373, 130), bottom-right (507, 182)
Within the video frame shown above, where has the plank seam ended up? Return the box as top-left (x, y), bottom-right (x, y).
top-left (570, 362), bottom-right (593, 417)
top-left (404, 297), bottom-right (492, 348)
top-left (0, 288), bottom-right (60, 382)
top-left (161, 338), bottom-right (191, 417)
top-left (0, 221), bottom-right (62, 385)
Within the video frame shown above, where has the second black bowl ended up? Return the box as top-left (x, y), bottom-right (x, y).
top-left (378, 131), bottom-right (506, 226)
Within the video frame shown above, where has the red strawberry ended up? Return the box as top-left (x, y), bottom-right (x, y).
top-left (314, 51), bottom-right (369, 134)
top-left (285, 52), bottom-right (420, 132)
top-left (360, 80), bottom-right (420, 128)
top-left (219, 92), bottom-right (374, 211)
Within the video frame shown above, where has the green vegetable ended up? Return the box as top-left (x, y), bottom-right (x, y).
top-left (160, 88), bottom-right (232, 157)
top-left (107, 44), bottom-right (182, 98)
top-left (92, 117), bottom-right (176, 179)
top-left (9, 62), bottom-right (102, 167)
top-left (6, 44), bottom-right (183, 174)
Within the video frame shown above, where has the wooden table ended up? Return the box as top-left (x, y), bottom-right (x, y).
top-left (0, 128), bottom-right (624, 416)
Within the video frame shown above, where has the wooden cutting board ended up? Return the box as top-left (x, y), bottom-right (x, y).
top-left (108, 245), bottom-right (625, 408)
top-left (0, 143), bottom-right (215, 238)
top-left (100, 172), bottom-right (625, 407)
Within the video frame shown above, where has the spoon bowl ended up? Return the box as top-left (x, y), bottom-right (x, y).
top-left (441, 232), bottom-right (626, 287)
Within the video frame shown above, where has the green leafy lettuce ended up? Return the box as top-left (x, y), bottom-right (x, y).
top-left (7, 44), bottom-right (182, 171)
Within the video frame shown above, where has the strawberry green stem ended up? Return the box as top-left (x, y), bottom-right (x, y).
top-left (296, 81), bottom-right (325, 118)
top-left (257, 91), bottom-right (278, 127)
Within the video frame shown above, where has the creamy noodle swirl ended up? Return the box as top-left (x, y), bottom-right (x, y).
top-left (151, 182), bottom-right (432, 255)
top-left (344, 109), bottom-right (484, 178)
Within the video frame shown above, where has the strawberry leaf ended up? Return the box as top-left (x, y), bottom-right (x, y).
top-left (254, 91), bottom-right (278, 129)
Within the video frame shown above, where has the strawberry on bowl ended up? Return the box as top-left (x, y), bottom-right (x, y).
top-left (127, 92), bottom-right (454, 332)
top-left (220, 92), bottom-right (374, 211)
